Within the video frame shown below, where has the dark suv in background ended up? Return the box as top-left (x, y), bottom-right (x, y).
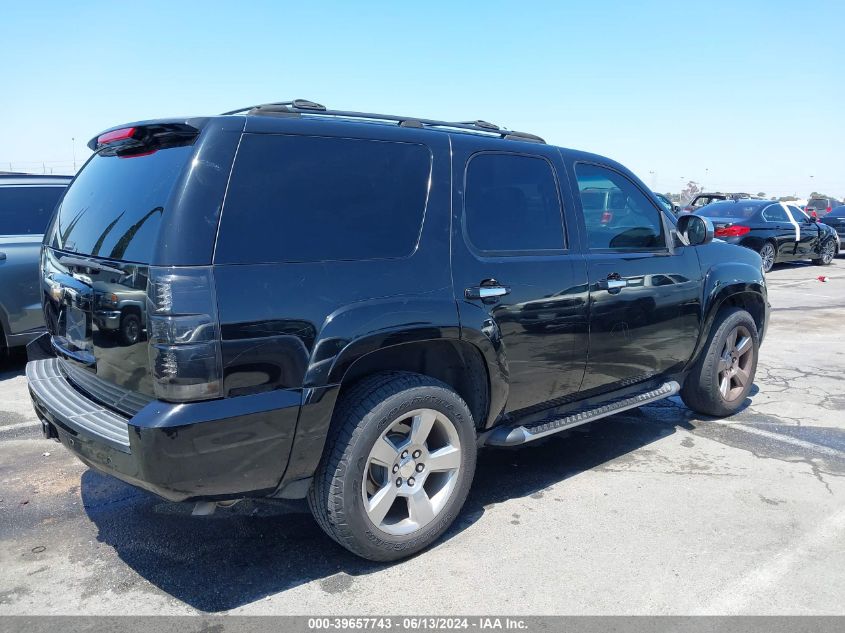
top-left (0, 175), bottom-right (70, 355)
top-left (806, 197), bottom-right (841, 218)
top-left (27, 100), bottom-right (768, 561)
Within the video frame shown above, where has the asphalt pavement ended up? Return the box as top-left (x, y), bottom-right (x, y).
top-left (1, 258), bottom-right (844, 615)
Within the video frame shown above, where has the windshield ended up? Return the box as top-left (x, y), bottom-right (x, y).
top-left (697, 202), bottom-right (759, 220)
top-left (49, 145), bottom-right (194, 263)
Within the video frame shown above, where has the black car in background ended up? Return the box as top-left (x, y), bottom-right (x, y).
top-left (696, 199), bottom-right (839, 272)
top-left (819, 206), bottom-right (845, 248)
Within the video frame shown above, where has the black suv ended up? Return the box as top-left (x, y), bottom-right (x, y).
top-left (27, 100), bottom-right (769, 561)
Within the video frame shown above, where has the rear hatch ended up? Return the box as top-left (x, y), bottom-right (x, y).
top-left (42, 119), bottom-right (240, 415)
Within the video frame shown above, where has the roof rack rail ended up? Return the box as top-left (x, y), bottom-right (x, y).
top-left (220, 99), bottom-right (546, 143)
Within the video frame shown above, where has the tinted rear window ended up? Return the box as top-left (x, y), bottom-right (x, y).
top-left (807, 199), bottom-right (829, 209)
top-left (698, 202), bottom-right (759, 220)
top-left (215, 134), bottom-right (431, 264)
top-left (0, 186), bottom-right (66, 235)
top-left (49, 145), bottom-right (194, 263)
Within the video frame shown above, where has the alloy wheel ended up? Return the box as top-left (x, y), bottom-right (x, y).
top-left (760, 244), bottom-right (774, 272)
top-left (362, 408), bottom-right (462, 536)
top-left (717, 325), bottom-right (754, 402)
top-left (821, 240), bottom-right (835, 264)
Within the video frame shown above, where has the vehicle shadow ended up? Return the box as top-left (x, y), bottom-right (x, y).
top-left (0, 348), bottom-right (27, 380)
top-left (81, 401), bottom-right (696, 613)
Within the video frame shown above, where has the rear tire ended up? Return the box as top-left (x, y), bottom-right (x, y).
top-left (812, 238), bottom-right (836, 266)
top-left (681, 308), bottom-right (759, 417)
top-left (308, 372), bottom-right (477, 562)
top-left (758, 241), bottom-right (776, 273)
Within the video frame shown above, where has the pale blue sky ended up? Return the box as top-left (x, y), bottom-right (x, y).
top-left (1, 0), bottom-right (842, 197)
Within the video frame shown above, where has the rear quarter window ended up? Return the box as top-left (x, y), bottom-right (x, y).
top-left (0, 186), bottom-right (66, 235)
top-left (215, 134), bottom-right (432, 264)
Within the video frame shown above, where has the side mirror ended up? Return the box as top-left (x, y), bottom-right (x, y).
top-left (676, 214), bottom-right (714, 246)
top-left (673, 204), bottom-right (681, 214)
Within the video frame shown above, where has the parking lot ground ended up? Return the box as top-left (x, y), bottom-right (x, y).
top-left (1, 259), bottom-right (844, 615)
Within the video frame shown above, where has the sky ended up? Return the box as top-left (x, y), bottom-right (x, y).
top-left (1, 0), bottom-right (843, 198)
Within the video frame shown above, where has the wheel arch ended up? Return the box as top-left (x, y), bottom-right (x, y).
top-left (687, 262), bottom-right (769, 368)
top-left (336, 338), bottom-right (491, 431)
top-left (121, 304), bottom-right (143, 318)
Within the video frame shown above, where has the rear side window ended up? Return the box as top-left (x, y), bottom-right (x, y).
top-left (574, 163), bottom-right (665, 250)
top-left (0, 186), bottom-right (65, 235)
top-left (215, 134), bottom-right (431, 264)
top-left (463, 153), bottom-right (565, 253)
top-left (762, 205), bottom-right (788, 222)
top-left (50, 145), bottom-right (194, 262)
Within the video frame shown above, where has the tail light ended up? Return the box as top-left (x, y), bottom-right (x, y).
top-left (146, 267), bottom-right (223, 402)
top-left (600, 211), bottom-right (613, 224)
top-left (714, 224), bottom-right (751, 238)
top-left (826, 206), bottom-right (832, 214)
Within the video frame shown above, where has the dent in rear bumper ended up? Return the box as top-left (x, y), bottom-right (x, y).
top-left (28, 358), bottom-right (302, 502)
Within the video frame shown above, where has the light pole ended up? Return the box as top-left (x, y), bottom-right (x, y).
top-left (649, 170), bottom-right (656, 189)
top-left (71, 137), bottom-right (76, 172)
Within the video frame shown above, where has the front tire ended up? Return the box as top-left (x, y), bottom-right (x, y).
top-left (681, 308), bottom-right (759, 417)
top-left (119, 313), bottom-right (142, 346)
top-left (308, 372), bottom-right (477, 561)
top-left (758, 241), bottom-right (776, 273)
top-left (812, 238), bottom-right (836, 266)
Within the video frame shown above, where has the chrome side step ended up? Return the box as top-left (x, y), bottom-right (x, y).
top-left (486, 381), bottom-right (680, 447)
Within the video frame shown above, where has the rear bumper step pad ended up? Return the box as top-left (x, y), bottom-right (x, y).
top-left (27, 358), bottom-right (131, 452)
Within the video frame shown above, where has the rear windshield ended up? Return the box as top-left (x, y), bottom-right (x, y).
top-left (49, 145), bottom-right (194, 263)
top-left (698, 202), bottom-right (759, 220)
top-left (0, 185), bottom-right (66, 235)
top-left (691, 196), bottom-right (722, 207)
top-left (807, 199), bottom-right (829, 209)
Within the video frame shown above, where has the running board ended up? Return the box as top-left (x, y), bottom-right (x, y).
top-left (486, 381), bottom-right (680, 447)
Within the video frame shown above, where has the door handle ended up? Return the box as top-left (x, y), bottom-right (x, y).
top-left (465, 282), bottom-right (510, 301)
top-left (598, 273), bottom-right (627, 292)
top-left (0, 252), bottom-right (6, 261)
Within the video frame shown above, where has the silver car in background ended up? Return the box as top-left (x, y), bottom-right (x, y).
top-left (0, 175), bottom-right (70, 355)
